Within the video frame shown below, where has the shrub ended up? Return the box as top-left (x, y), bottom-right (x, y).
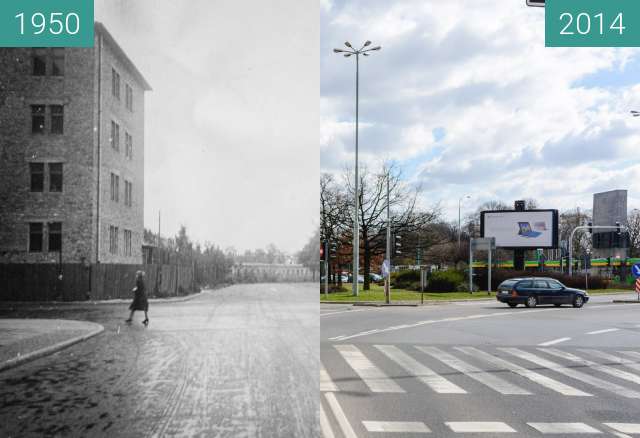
top-left (391, 270), bottom-right (421, 290)
top-left (473, 269), bottom-right (610, 290)
top-left (426, 270), bottom-right (465, 292)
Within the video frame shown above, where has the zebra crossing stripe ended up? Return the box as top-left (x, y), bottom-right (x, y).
top-left (501, 348), bottom-right (640, 399)
top-left (362, 421), bottom-right (431, 433)
top-left (320, 403), bottom-right (336, 438)
top-left (321, 363), bottom-right (338, 392)
top-left (527, 423), bottom-right (602, 434)
top-left (542, 348), bottom-right (640, 387)
top-left (455, 346), bottom-right (591, 397)
top-left (375, 345), bottom-right (466, 394)
top-left (324, 393), bottom-right (357, 438)
top-left (416, 346), bottom-right (531, 395)
top-left (335, 344), bottom-right (405, 393)
top-left (445, 422), bottom-right (516, 433)
top-left (579, 349), bottom-right (640, 374)
top-left (620, 351), bottom-right (640, 361)
top-left (604, 423), bottom-right (640, 434)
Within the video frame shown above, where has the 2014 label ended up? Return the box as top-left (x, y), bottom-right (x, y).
top-left (559, 12), bottom-right (625, 36)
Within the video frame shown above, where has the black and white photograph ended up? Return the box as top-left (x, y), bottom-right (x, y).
top-left (0, 1), bottom-right (319, 436)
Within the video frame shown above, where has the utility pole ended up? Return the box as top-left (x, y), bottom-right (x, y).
top-left (385, 170), bottom-right (391, 304)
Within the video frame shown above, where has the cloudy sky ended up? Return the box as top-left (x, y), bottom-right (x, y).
top-left (321, 0), bottom-right (640, 222)
top-left (96, 0), bottom-right (318, 253)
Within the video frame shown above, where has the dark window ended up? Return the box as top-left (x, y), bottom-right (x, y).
top-left (32, 49), bottom-right (47, 76)
top-left (125, 84), bottom-right (133, 111)
top-left (48, 222), bottom-right (62, 252)
top-left (111, 121), bottom-right (120, 150)
top-left (52, 48), bottom-right (65, 76)
top-left (50, 105), bottom-right (63, 134)
top-left (31, 105), bottom-right (45, 133)
top-left (533, 280), bottom-right (548, 289)
top-left (125, 132), bottom-right (132, 159)
top-left (30, 163), bottom-right (44, 192)
top-left (112, 68), bottom-right (120, 99)
top-left (29, 223), bottom-right (43, 252)
top-left (518, 280), bottom-right (533, 288)
top-left (109, 225), bottom-right (119, 254)
top-left (110, 173), bottom-right (119, 202)
top-left (124, 180), bottom-right (132, 207)
top-left (124, 230), bottom-right (132, 256)
top-left (49, 163), bottom-right (63, 192)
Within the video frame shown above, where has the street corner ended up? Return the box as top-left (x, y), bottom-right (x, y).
top-left (0, 318), bottom-right (104, 372)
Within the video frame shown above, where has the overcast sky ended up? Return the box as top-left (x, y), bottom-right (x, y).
top-left (95, 0), bottom-right (318, 254)
top-left (321, 0), bottom-right (640, 221)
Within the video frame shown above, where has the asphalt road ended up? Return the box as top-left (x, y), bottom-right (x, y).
top-left (0, 283), bottom-right (318, 438)
top-left (321, 293), bottom-right (640, 438)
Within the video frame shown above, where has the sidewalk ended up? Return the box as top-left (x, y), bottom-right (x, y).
top-left (0, 319), bottom-right (104, 372)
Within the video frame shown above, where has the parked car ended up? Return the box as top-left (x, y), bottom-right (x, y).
top-left (496, 277), bottom-right (589, 308)
top-left (369, 273), bottom-right (383, 282)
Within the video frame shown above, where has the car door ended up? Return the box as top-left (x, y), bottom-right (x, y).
top-left (533, 279), bottom-right (552, 304)
top-left (547, 280), bottom-right (566, 304)
top-left (516, 280), bottom-right (533, 298)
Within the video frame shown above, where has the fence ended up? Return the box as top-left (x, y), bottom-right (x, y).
top-left (230, 263), bottom-right (314, 283)
top-left (0, 262), bottom-right (229, 302)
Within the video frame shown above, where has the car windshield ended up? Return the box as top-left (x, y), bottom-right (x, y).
top-left (499, 280), bottom-right (518, 289)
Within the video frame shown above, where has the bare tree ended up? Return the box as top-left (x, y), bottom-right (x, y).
top-left (626, 209), bottom-right (640, 258)
top-left (559, 208), bottom-right (592, 256)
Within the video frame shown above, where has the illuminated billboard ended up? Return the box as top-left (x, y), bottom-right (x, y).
top-left (480, 210), bottom-right (559, 249)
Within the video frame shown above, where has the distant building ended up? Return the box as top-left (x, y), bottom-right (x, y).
top-left (0, 22), bottom-right (151, 264)
top-left (592, 190), bottom-right (628, 259)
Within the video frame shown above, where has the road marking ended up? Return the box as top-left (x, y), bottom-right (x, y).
top-left (455, 347), bottom-right (591, 397)
top-left (502, 348), bottom-right (640, 399)
top-left (320, 403), bottom-right (336, 438)
top-left (527, 423), bottom-right (602, 434)
top-left (538, 337), bottom-right (571, 347)
top-left (445, 422), bottom-right (516, 433)
top-left (321, 363), bottom-right (338, 392)
top-left (324, 393), bottom-right (357, 438)
top-left (362, 421), bottom-right (431, 433)
top-left (586, 328), bottom-right (620, 335)
top-left (604, 424), bottom-right (640, 434)
top-left (416, 346), bottom-right (531, 395)
top-left (542, 348), bottom-right (640, 386)
top-left (620, 351), bottom-right (640, 361)
top-left (335, 344), bottom-right (405, 393)
top-left (321, 308), bottom-right (379, 317)
top-left (330, 308), bottom-right (559, 341)
top-left (579, 349), bottom-right (640, 374)
top-left (610, 432), bottom-right (633, 438)
top-left (375, 345), bottom-right (466, 394)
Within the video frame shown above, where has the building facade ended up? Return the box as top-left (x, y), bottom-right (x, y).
top-left (0, 23), bottom-right (151, 264)
top-left (592, 189), bottom-right (628, 259)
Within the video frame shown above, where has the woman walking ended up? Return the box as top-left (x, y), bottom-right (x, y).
top-left (126, 271), bottom-right (149, 326)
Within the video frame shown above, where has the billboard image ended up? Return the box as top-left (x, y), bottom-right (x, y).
top-left (480, 210), bottom-right (559, 249)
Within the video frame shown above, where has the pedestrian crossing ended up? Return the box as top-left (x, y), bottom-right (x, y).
top-left (323, 343), bottom-right (640, 398)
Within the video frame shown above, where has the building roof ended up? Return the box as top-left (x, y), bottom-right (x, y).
top-left (95, 22), bottom-right (152, 91)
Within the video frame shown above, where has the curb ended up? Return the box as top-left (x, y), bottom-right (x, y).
top-left (322, 298), bottom-right (496, 305)
top-left (0, 322), bottom-right (104, 373)
top-left (353, 303), bottom-right (419, 307)
top-left (612, 300), bottom-right (640, 304)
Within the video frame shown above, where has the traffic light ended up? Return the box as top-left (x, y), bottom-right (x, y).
top-left (587, 222), bottom-right (593, 234)
top-left (616, 221), bottom-right (621, 235)
top-left (330, 242), bottom-right (338, 259)
top-left (394, 233), bottom-right (402, 256)
top-left (320, 242), bottom-right (325, 261)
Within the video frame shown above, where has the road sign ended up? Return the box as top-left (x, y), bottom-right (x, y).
top-left (471, 237), bottom-right (496, 251)
top-left (526, 0), bottom-right (544, 6)
top-left (633, 263), bottom-right (640, 278)
top-left (381, 259), bottom-right (390, 278)
top-left (635, 279), bottom-right (640, 300)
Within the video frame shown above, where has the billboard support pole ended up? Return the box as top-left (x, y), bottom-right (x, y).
top-left (469, 242), bottom-right (473, 294)
top-left (488, 247), bottom-right (492, 294)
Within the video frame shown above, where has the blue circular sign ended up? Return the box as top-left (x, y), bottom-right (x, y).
top-left (633, 263), bottom-right (640, 278)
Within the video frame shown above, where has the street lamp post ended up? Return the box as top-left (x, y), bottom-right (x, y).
top-left (458, 195), bottom-right (471, 248)
top-left (334, 41), bottom-right (381, 297)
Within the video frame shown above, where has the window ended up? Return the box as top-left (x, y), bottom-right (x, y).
top-left (518, 280), bottom-right (533, 288)
top-left (124, 230), bottom-right (132, 256)
top-left (533, 280), bottom-right (548, 289)
top-left (52, 48), bottom-right (65, 76)
top-left (125, 84), bottom-right (133, 111)
top-left (29, 223), bottom-right (43, 252)
top-left (30, 163), bottom-right (44, 192)
top-left (124, 180), bottom-right (132, 207)
top-left (112, 68), bottom-right (120, 99)
top-left (111, 121), bottom-right (120, 151)
top-left (50, 105), bottom-right (64, 134)
top-left (48, 222), bottom-right (62, 252)
top-left (32, 49), bottom-right (47, 76)
top-left (31, 105), bottom-right (45, 134)
top-left (125, 132), bottom-right (132, 159)
top-left (110, 173), bottom-right (119, 202)
top-left (109, 225), bottom-right (119, 254)
top-left (548, 281), bottom-right (564, 290)
top-left (48, 163), bottom-right (63, 192)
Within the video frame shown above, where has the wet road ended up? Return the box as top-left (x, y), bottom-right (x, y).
top-left (0, 283), bottom-right (318, 437)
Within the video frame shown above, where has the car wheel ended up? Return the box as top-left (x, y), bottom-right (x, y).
top-left (508, 303), bottom-right (518, 308)
top-left (525, 296), bottom-right (537, 308)
top-left (554, 303), bottom-right (562, 307)
top-left (573, 295), bottom-right (584, 308)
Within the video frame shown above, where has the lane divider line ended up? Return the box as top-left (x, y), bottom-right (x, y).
top-left (538, 337), bottom-right (571, 347)
top-left (586, 328), bottom-right (620, 335)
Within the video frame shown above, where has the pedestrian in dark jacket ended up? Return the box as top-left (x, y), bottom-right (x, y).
top-left (126, 271), bottom-right (149, 326)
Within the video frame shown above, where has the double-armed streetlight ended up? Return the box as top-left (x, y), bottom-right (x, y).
top-left (333, 41), bottom-right (381, 297)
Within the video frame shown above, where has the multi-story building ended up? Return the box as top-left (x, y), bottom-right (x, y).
top-left (0, 22), bottom-right (151, 264)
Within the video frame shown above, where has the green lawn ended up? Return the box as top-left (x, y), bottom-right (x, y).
top-left (320, 283), bottom-right (631, 303)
